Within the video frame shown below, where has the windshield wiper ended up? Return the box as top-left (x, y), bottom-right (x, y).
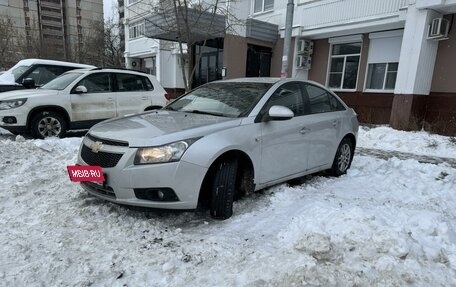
top-left (185, 110), bottom-right (226, 117)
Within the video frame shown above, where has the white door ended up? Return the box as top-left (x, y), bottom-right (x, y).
top-left (115, 73), bottom-right (150, 116)
top-left (70, 72), bottom-right (116, 122)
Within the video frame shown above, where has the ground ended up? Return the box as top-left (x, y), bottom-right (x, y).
top-left (0, 126), bottom-right (455, 286)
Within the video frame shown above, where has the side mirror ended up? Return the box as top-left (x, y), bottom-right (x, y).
top-left (267, 105), bottom-right (294, 121)
top-left (22, 78), bottom-right (36, 89)
top-left (74, 85), bottom-right (88, 94)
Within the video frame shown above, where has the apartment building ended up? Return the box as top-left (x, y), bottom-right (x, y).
top-left (124, 0), bottom-right (456, 135)
top-left (0, 0), bottom-right (103, 66)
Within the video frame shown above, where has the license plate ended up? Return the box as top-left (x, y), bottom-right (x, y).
top-left (67, 165), bottom-right (105, 182)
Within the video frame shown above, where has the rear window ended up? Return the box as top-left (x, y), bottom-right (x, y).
top-left (116, 73), bottom-right (147, 92)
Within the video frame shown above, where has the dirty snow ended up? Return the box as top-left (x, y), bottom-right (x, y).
top-left (358, 125), bottom-right (456, 158)
top-left (1, 127), bottom-right (456, 286)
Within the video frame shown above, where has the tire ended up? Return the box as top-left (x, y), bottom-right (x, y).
top-left (30, 111), bottom-right (67, 139)
top-left (330, 137), bottom-right (354, 177)
top-left (210, 158), bottom-right (238, 220)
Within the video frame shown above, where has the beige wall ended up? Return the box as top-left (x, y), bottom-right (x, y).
top-left (308, 39), bottom-right (329, 85)
top-left (431, 14), bottom-right (456, 93)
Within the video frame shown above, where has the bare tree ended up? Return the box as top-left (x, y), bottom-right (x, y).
top-left (0, 17), bottom-right (19, 69)
top-left (144, 0), bottom-right (242, 91)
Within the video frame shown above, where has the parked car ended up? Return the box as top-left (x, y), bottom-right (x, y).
top-left (0, 59), bottom-right (95, 93)
top-left (0, 68), bottom-right (167, 138)
top-left (77, 78), bottom-right (359, 219)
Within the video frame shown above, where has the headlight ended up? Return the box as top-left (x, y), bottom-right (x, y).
top-left (134, 138), bottom-right (200, 165)
top-left (0, 98), bottom-right (27, 110)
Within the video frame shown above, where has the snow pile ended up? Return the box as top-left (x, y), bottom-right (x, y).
top-left (1, 131), bottom-right (456, 286)
top-left (358, 125), bottom-right (456, 158)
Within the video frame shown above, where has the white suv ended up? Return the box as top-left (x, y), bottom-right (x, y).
top-left (0, 68), bottom-right (167, 138)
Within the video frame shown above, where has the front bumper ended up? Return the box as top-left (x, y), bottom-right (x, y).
top-left (77, 137), bottom-right (208, 210)
top-left (0, 109), bottom-right (29, 133)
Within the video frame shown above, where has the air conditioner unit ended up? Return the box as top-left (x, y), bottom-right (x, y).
top-left (296, 55), bottom-right (311, 69)
top-left (297, 39), bottom-right (313, 54)
top-left (428, 18), bottom-right (450, 40)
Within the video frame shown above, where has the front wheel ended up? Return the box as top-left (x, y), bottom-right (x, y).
top-left (210, 158), bottom-right (238, 220)
top-left (30, 111), bottom-right (67, 139)
top-left (330, 138), bottom-right (354, 176)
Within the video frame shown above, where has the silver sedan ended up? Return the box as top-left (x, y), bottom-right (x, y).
top-left (77, 78), bottom-right (359, 219)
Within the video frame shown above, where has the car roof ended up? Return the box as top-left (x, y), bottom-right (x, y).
top-left (14, 58), bottom-right (95, 68)
top-left (217, 77), bottom-right (282, 84)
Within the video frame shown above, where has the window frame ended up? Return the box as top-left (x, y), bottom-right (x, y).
top-left (128, 21), bottom-right (145, 39)
top-left (326, 42), bottom-right (362, 92)
top-left (364, 62), bottom-right (399, 93)
top-left (115, 73), bottom-right (148, 92)
top-left (72, 72), bottom-right (112, 94)
top-left (252, 0), bottom-right (274, 14)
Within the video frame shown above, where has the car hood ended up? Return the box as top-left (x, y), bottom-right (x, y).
top-left (0, 89), bottom-right (59, 100)
top-left (88, 110), bottom-right (242, 147)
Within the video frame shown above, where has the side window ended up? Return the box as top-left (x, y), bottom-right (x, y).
top-left (77, 73), bottom-right (111, 93)
top-left (266, 83), bottom-right (305, 117)
top-left (305, 84), bottom-right (332, 114)
top-left (26, 65), bottom-right (65, 86)
top-left (329, 94), bottom-right (346, 111)
top-left (142, 76), bottom-right (154, 91)
top-left (116, 73), bottom-right (146, 92)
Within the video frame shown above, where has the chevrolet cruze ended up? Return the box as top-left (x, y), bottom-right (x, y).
top-left (77, 78), bottom-right (359, 219)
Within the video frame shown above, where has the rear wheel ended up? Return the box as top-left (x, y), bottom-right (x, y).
top-left (330, 138), bottom-right (354, 176)
top-left (30, 111), bottom-right (67, 139)
top-left (210, 158), bottom-right (238, 220)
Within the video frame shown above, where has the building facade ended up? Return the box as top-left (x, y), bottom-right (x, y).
top-left (124, 0), bottom-right (456, 135)
top-left (0, 0), bottom-right (103, 67)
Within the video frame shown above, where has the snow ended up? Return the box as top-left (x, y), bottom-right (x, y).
top-left (1, 126), bottom-right (456, 286)
top-left (359, 125), bottom-right (456, 158)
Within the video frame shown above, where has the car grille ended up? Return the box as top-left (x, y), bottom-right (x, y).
top-left (81, 144), bottom-right (123, 168)
top-left (81, 182), bottom-right (116, 198)
top-left (86, 133), bottom-right (129, 147)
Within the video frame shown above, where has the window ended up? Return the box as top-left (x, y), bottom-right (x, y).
top-left (328, 42), bottom-right (361, 90)
top-left (24, 66), bottom-right (68, 86)
top-left (366, 63), bottom-right (398, 90)
top-left (116, 73), bottom-right (146, 92)
top-left (78, 73), bottom-right (111, 93)
top-left (129, 0), bottom-right (140, 4)
top-left (267, 83), bottom-right (305, 116)
top-left (305, 84), bottom-right (345, 114)
top-left (129, 22), bottom-right (145, 39)
top-left (253, 0), bottom-right (274, 13)
top-left (365, 30), bottom-right (402, 91)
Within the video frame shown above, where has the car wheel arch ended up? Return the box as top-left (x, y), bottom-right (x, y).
top-left (197, 149), bottom-right (255, 211)
top-left (27, 106), bottom-right (70, 130)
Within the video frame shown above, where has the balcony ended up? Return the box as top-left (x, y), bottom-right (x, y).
top-left (298, 0), bottom-right (408, 30)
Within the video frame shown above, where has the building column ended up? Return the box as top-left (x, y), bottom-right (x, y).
top-left (391, 4), bottom-right (442, 129)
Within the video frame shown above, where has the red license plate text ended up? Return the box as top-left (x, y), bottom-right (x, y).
top-left (67, 165), bottom-right (105, 182)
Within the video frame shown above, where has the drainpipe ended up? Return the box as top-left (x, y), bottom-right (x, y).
top-left (281, 0), bottom-right (294, 78)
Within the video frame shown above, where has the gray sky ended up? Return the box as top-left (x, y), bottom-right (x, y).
top-left (103, 0), bottom-right (116, 20)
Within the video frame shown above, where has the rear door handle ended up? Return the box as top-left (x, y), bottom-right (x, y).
top-left (332, 120), bottom-right (339, 126)
top-left (107, 97), bottom-right (114, 102)
top-left (300, 127), bottom-right (309, 134)
top-left (141, 96), bottom-right (148, 100)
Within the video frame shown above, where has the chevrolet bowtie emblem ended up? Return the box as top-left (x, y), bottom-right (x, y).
top-left (91, 141), bottom-right (103, 153)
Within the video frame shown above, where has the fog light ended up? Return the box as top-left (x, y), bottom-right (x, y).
top-left (134, 188), bottom-right (179, 202)
top-left (3, 116), bottom-right (17, 124)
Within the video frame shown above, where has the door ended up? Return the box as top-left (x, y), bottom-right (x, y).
top-left (70, 72), bottom-right (116, 122)
top-left (199, 52), bottom-right (218, 85)
top-left (301, 83), bottom-right (341, 169)
top-left (114, 73), bottom-right (150, 116)
top-left (259, 82), bottom-right (309, 183)
top-left (246, 45), bottom-right (272, 77)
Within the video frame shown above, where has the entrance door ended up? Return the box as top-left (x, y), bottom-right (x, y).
top-left (246, 45), bottom-right (272, 77)
top-left (199, 52), bottom-right (218, 85)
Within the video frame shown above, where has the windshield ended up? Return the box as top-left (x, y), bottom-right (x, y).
top-left (41, 72), bottom-right (83, 90)
top-left (166, 82), bottom-right (272, 118)
top-left (12, 65), bottom-right (31, 80)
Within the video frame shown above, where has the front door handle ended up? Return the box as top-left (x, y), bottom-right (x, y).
top-left (300, 127), bottom-right (309, 134)
top-left (107, 97), bottom-right (114, 102)
top-left (332, 120), bottom-right (339, 126)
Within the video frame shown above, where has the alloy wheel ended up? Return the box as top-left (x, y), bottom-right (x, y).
top-left (337, 143), bottom-right (351, 172)
top-left (37, 116), bottom-right (62, 137)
